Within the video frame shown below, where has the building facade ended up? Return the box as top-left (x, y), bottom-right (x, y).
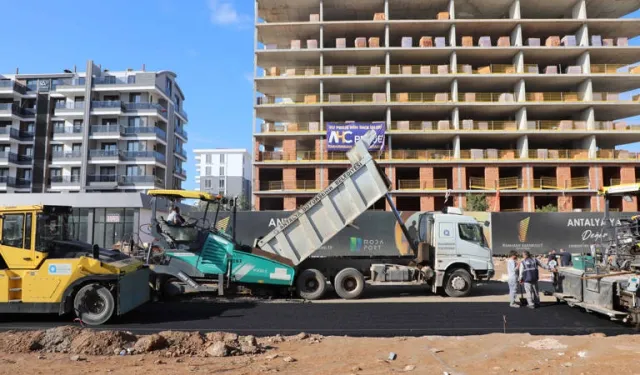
top-left (195, 149), bottom-right (252, 204)
top-left (253, 0), bottom-right (640, 213)
top-left (0, 60), bottom-right (188, 194)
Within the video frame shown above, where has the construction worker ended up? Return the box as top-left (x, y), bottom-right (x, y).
top-left (519, 250), bottom-right (553, 309)
top-left (507, 250), bottom-right (520, 308)
top-left (558, 248), bottom-right (572, 267)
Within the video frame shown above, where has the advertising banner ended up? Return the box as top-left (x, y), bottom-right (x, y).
top-left (491, 212), bottom-right (639, 255)
top-left (326, 122), bottom-right (386, 151)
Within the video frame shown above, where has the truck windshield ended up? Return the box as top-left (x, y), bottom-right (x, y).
top-left (458, 223), bottom-right (486, 247)
top-left (36, 212), bottom-right (72, 250)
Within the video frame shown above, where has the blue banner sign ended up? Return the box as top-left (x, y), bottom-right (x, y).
top-left (326, 122), bottom-right (386, 151)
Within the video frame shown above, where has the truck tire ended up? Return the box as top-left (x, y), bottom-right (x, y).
top-left (334, 268), bottom-right (365, 300)
top-left (73, 283), bottom-right (115, 326)
top-left (296, 269), bottom-right (327, 300)
top-left (444, 269), bottom-right (472, 298)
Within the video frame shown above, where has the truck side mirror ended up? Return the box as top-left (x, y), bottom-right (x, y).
top-left (92, 244), bottom-right (100, 259)
top-left (484, 221), bottom-right (490, 227)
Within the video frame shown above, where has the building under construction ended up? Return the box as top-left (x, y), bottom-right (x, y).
top-left (253, 0), bottom-right (640, 212)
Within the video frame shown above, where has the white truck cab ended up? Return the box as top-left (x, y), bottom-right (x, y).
top-left (417, 207), bottom-right (494, 296)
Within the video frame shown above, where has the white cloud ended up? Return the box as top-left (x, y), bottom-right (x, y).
top-left (208, 0), bottom-right (250, 26)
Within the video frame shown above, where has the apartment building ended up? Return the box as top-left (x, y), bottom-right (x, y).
top-left (195, 149), bottom-right (252, 203)
top-left (0, 59), bottom-right (188, 194)
top-left (253, 0), bottom-right (640, 213)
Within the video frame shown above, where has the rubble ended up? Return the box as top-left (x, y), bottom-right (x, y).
top-left (525, 338), bottom-right (567, 350)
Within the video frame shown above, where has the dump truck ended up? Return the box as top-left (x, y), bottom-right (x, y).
top-left (0, 205), bottom-right (150, 325)
top-left (145, 130), bottom-right (494, 299)
top-left (554, 183), bottom-right (640, 327)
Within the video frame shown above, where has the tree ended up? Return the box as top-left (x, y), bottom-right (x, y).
top-left (235, 195), bottom-right (254, 211)
top-left (465, 194), bottom-right (489, 212)
top-left (536, 203), bottom-right (558, 212)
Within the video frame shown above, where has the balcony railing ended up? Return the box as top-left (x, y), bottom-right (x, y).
top-left (260, 181), bottom-right (284, 191)
top-left (527, 149), bottom-right (590, 160)
top-left (592, 92), bottom-right (629, 102)
top-left (593, 121), bottom-right (637, 131)
top-left (526, 92), bottom-right (581, 102)
top-left (175, 127), bottom-right (189, 139)
top-left (469, 176), bottom-right (591, 190)
top-left (264, 67), bottom-right (320, 77)
top-left (0, 104), bottom-right (35, 117)
top-left (13, 178), bottom-right (31, 188)
top-left (92, 101), bottom-right (123, 109)
top-left (120, 175), bottom-right (162, 185)
top-left (94, 76), bottom-right (135, 85)
top-left (51, 150), bottom-right (82, 159)
top-left (122, 127), bottom-right (167, 140)
top-left (88, 175), bottom-right (118, 183)
top-left (295, 180), bottom-right (317, 190)
top-left (458, 92), bottom-right (515, 102)
top-left (50, 175), bottom-right (81, 184)
top-left (123, 103), bottom-right (168, 119)
top-left (531, 120), bottom-right (588, 131)
top-left (597, 150), bottom-right (640, 160)
top-left (177, 108), bottom-right (188, 120)
top-left (53, 126), bottom-right (83, 135)
top-left (391, 65), bottom-right (450, 75)
top-left (173, 166), bottom-right (186, 176)
top-left (91, 124), bottom-right (123, 134)
top-left (391, 92), bottom-right (451, 103)
top-left (590, 64), bottom-right (640, 74)
top-left (326, 65), bottom-right (386, 75)
top-left (0, 80), bottom-right (27, 94)
top-left (325, 93), bottom-right (388, 103)
top-left (121, 151), bottom-right (166, 163)
top-left (456, 64), bottom-right (517, 74)
top-left (391, 149), bottom-right (454, 160)
top-left (89, 149), bottom-right (120, 158)
top-left (397, 179), bottom-right (448, 190)
top-left (55, 102), bottom-right (86, 110)
top-left (175, 148), bottom-right (187, 158)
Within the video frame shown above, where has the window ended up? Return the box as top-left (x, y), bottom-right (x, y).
top-left (220, 154), bottom-right (225, 163)
top-left (24, 214), bottom-right (32, 250)
top-left (101, 143), bottom-right (117, 151)
top-left (219, 166), bottom-right (225, 176)
top-left (73, 119), bottom-right (83, 131)
top-left (458, 224), bottom-right (486, 246)
top-left (71, 167), bottom-right (81, 181)
top-left (127, 141), bottom-right (144, 151)
top-left (101, 166), bottom-right (116, 176)
top-left (205, 166), bottom-right (211, 176)
top-left (129, 93), bottom-right (142, 103)
top-left (1, 214), bottom-right (24, 248)
top-left (51, 144), bottom-right (63, 153)
top-left (204, 180), bottom-right (212, 189)
top-left (102, 118), bottom-right (118, 125)
top-left (50, 169), bottom-right (62, 177)
top-left (24, 146), bottom-right (33, 157)
top-left (165, 78), bottom-right (172, 96)
top-left (219, 179), bottom-right (225, 190)
top-left (72, 143), bottom-right (81, 153)
top-left (126, 165), bottom-right (142, 176)
top-left (128, 117), bottom-right (142, 127)
top-left (93, 208), bottom-right (136, 249)
top-left (127, 75), bottom-right (136, 84)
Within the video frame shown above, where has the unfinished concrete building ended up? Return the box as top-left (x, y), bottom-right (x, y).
top-left (253, 0), bottom-right (640, 212)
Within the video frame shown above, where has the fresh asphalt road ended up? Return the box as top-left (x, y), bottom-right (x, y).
top-left (0, 298), bottom-right (633, 337)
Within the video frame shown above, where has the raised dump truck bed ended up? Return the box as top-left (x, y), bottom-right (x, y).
top-left (256, 131), bottom-right (391, 266)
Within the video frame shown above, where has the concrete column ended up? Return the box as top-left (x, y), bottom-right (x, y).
top-left (320, 108), bottom-right (324, 133)
top-left (451, 79), bottom-right (458, 103)
top-left (319, 135), bottom-right (324, 161)
top-left (319, 25), bottom-right (324, 49)
top-left (388, 135), bottom-right (392, 160)
top-left (453, 135), bottom-right (461, 159)
top-left (516, 107), bottom-right (528, 130)
top-left (448, 0), bottom-right (455, 19)
top-left (79, 60), bottom-right (94, 192)
top-left (451, 108), bottom-right (460, 130)
top-left (582, 107), bottom-right (595, 130)
top-left (384, 0), bottom-right (389, 19)
top-left (577, 51), bottom-right (590, 74)
top-left (319, 80), bottom-right (324, 103)
top-left (515, 79), bottom-right (526, 102)
top-left (517, 135), bottom-right (528, 159)
top-left (509, 0), bottom-right (521, 19)
top-left (449, 25), bottom-right (457, 47)
top-left (385, 24), bottom-right (390, 48)
top-left (581, 135), bottom-right (597, 159)
top-left (577, 78), bottom-right (592, 102)
top-left (511, 24), bottom-right (523, 47)
top-left (386, 107), bottom-right (391, 131)
top-left (572, 0), bottom-right (587, 19)
top-left (385, 52), bottom-right (390, 74)
top-left (513, 51), bottom-right (524, 73)
top-left (576, 25), bottom-right (589, 47)
top-left (450, 52), bottom-right (458, 73)
top-left (319, 0), bottom-right (324, 21)
top-left (320, 51), bottom-right (324, 74)
top-left (386, 79), bottom-right (391, 102)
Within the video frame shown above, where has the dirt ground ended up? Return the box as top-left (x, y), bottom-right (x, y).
top-left (1, 332), bottom-right (640, 375)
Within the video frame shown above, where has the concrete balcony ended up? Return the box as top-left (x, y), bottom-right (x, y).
top-left (0, 80), bottom-right (27, 95)
top-left (396, 179), bottom-right (448, 191)
top-left (91, 101), bottom-right (123, 115)
top-left (87, 174), bottom-right (118, 189)
top-left (175, 126), bottom-right (188, 141)
top-left (120, 175), bottom-right (164, 188)
top-left (0, 104), bottom-right (35, 120)
top-left (0, 151), bottom-right (32, 166)
top-left (49, 175), bottom-right (82, 189)
top-left (176, 107), bottom-right (188, 121)
top-left (173, 165), bottom-right (187, 180)
top-left (174, 147), bottom-right (187, 160)
top-left (53, 126), bottom-right (84, 140)
top-left (89, 149), bottom-right (120, 162)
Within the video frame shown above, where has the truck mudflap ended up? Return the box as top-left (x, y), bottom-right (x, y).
top-left (117, 267), bottom-right (151, 315)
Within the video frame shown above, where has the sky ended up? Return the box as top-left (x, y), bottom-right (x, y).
top-left (0, 0), bottom-right (256, 190)
top-left (0, 1), bottom-right (639, 191)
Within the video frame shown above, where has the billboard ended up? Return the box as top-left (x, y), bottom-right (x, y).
top-left (491, 212), bottom-right (639, 255)
top-left (326, 122), bottom-right (386, 151)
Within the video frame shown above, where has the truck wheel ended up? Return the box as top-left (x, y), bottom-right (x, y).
top-left (444, 269), bottom-right (472, 298)
top-left (73, 284), bottom-right (115, 326)
top-left (334, 268), bottom-right (365, 300)
top-left (296, 269), bottom-right (327, 300)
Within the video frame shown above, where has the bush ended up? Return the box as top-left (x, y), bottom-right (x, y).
top-left (466, 194), bottom-right (489, 211)
top-left (535, 204), bottom-right (558, 212)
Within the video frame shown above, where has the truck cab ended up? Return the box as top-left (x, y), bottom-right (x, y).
top-left (416, 207), bottom-right (494, 296)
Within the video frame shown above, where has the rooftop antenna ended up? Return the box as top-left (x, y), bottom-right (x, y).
top-left (74, 65), bottom-right (77, 73)
top-left (142, 63), bottom-right (146, 71)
